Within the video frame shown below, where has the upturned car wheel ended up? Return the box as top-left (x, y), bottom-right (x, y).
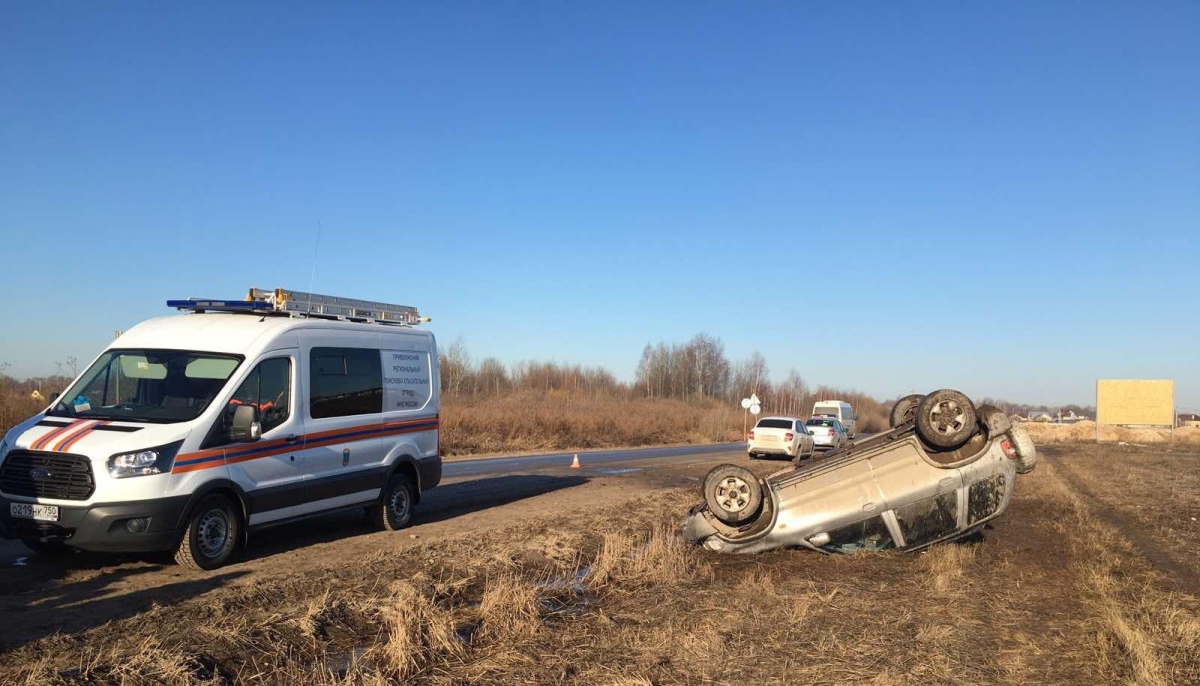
top-left (976, 404), bottom-right (1011, 437)
top-left (890, 394), bottom-right (925, 427)
top-left (916, 389), bottom-right (977, 449)
top-left (370, 473), bottom-right (416, 531)
top-left (1008, 425), bottom-right (1038, 474)
top-left (174, 494), bottom-right (241, 570)
top-left (703, 464), bottom-right (763, 526)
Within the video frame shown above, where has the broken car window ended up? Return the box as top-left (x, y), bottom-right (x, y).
top-left (820, 516), bottom-right (895, 554)
top-left (894, 491), bottom-right (958, 548)
top-left (968, 474), bottom-right (1006, 524)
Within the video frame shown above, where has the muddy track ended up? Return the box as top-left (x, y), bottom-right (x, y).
top-left (1042, 446), bottom-right (1200, 596)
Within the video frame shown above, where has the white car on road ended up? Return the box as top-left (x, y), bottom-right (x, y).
top-left (805, 417), bottom-right (850, 451)
top-left (748, 417), bottom-right (816, 461)
top-left (812, 400), bottom-right (856, 438)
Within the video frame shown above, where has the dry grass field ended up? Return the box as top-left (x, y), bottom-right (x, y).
top-left (0, 389), bottom-right (890, 457)
top-left (2, 443), bottom-right (1197, 686)
top-left (439, 393), bottom-right (745, 455)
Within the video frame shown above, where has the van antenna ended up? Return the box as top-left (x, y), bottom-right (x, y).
top-left (307, 220), bottom-right (322, 315)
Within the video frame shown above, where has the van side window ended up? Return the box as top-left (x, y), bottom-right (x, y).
top-left (310, 347), bottom-right (383, 418)
top-left (228, 358), bottom-right (291, 434)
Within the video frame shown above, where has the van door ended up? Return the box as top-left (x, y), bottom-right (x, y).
top-left (298, 344), bottom-right (388, 516)
top-left (214, 352), bottom-right (305, 525)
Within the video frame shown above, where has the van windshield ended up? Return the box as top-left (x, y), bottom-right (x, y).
top-left (48, 349), bottom-right (243, 424)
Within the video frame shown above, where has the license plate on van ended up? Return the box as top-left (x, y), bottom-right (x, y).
top-left (10, 503), bottom-right (59, 522)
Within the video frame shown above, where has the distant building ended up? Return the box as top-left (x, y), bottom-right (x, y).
top-left (1180, 413), bottom-right (1200, 429)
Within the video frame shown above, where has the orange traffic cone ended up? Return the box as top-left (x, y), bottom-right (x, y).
top-left (570, 453), bottom-right (581, 469)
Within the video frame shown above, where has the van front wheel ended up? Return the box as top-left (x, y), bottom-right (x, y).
top-left (370, 473), bottom-right (416, 531)
top-left (174, 494), bottom-right (241, 570)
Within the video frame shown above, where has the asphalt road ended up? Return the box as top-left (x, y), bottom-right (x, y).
top-left (1, 437), bottom-right (880, 568)
top-left (443, 442), bottom-right (745, 477)
top-left (1, 442), bottom-right (746, 567)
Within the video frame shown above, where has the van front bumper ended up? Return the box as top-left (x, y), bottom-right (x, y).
top-left (0, 494), bottom-right (188, 553)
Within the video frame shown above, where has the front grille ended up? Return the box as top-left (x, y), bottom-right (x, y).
top-left (0, 450), bottom-right (95, 500)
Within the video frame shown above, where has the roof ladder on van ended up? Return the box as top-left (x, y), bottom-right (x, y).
top-left (167, 287), bottom-right (429, 326)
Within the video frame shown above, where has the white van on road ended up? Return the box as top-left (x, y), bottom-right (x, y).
top-left (0, 288), bottom-right (441, 570)
top-left (812, 400), bottom-right (857, 438)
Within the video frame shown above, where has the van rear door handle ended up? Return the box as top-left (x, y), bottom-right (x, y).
top-left (285, 434), bottom-right (301, 444)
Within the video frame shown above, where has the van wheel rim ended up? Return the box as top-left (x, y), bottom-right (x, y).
top-left (715, 477), bottom-right (752, 513)
top-left (389, 487), bottom-right (410, 520)
top-left (929, 400), bottom-right (966, 435)
top-left (197, 510), bottom-right (230, 558)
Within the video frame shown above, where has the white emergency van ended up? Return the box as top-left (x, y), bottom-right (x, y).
top-left (0, 288), bottom-right (441, 569)
top-left (811, 400), bottom-right (857, 438)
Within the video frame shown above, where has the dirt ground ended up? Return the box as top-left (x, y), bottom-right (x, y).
top-left (2, 444), bottom-right (1198, 686)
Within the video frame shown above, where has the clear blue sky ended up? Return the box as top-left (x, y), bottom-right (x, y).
top-left (2, 2), bottom-right (1198, 408)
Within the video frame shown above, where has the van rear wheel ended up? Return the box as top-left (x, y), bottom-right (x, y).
top-left (174, 494), bottom-right (241, 570)
top-left (370, 473), bottom-right (416, 531)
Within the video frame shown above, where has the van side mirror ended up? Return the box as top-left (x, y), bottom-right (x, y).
top-left (229, 405), bottom-right (262, 442)
top-left (49, 392), bottom-right (60, 404)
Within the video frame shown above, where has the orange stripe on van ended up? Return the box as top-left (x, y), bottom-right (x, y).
top-left (32, 420), bottom-right (82, 451)
top-left (50, 420), bottom-right (102, 452)
top-left (170, 415), bottom-right (439, 474)
top-left (57, 420), bottom-right (111, 452)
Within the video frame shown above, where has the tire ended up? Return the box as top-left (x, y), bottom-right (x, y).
top-left (702, 464), bottom-right (764, 527)
top-left (890, 394), bottom-right (926, 428)
top-left (1008, 425), bottom-right (1038, 474)
top-left (370, 473), bottom-right (416, 531)
top-left (174, 494), bottom-right (241, 570)
top-left (976, 404), bottom-right (1011, 437)
top-left (21, 539), bottom-right (73, 556)
top-left (748, 452), bottom-right (758, 460)
top-left (916, 389), bottom-right (978, 449)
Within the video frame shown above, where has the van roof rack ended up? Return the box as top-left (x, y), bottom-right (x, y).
top-left (167, 287), bottom-right (429, 326)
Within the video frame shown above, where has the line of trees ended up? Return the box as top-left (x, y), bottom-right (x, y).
top-left (977, 398), bottom-right (1096, 419)
top-left (437, 333), bottom-right (891, 430)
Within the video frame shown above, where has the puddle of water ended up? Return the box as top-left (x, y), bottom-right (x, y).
top-left (455, 621), bottom-right (480, 644)
top-left (326, 647), bottom-right (369, 676)
top-left (593, 467), bottom-right (644, 476)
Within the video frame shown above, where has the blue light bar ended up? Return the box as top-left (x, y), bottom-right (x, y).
top-left (167, 299), bottom-right (272, 312)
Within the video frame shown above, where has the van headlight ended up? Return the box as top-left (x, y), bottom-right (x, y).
top-left (108, 441), bottom-right (182, 478)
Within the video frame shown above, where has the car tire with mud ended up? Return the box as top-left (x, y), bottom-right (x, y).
top-left (174, 494), bottom-right (241, 570)
top-left (916, 389), bottom-right (977, 449)
top-left (703, 464), bottom-right (764, 527)
top-left (1008, 424), bottom-right (1038, 474)
top-left (370, 473), bottom-right (416, 531)
top-left (890, 394), bottom-right (925, 427)
top-left (976, 404), bottom-right (1011, 437)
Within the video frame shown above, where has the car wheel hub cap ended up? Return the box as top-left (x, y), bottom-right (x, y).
top-left (716, 477), bottom-right (751, 513)
top-left (929, 401), bottom-right (965, 434)
top-left (197, 510), bottom-right (229, 558)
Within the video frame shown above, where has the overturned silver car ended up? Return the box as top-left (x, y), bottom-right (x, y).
top-left (684, 389), bottom-right (1037, 554)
